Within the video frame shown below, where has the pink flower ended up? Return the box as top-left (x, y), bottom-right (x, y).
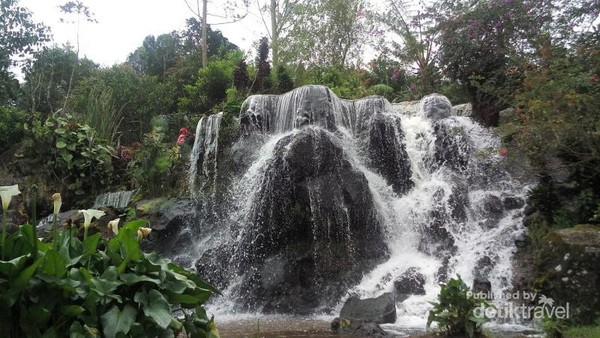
top-left (177, 127), bottom-right (188, 145)
top-left (589, 75), bottom-right (598, 84)
top-left (500, 147), bottom-right (508, 157)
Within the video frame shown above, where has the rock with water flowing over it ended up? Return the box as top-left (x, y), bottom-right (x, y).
top-left (197, 127), bottom-right (389, 314)
top-left (419, 93), bottom-right (452, 121)
top-left (339, 292), bottom-right (397, 324)
top-left (366, 112), bottom-right (413, 195)
top-left (394, 267), bottom-right (426, 302)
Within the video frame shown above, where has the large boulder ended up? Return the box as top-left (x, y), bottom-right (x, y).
top-left (535, 224), bottom-right (600, 324)
top-left (419, 94), bottom-right (452, 121)
top-left (340, 292), bottom-right (397, 324)
top-left (197, 128), bottom-right (389, 314)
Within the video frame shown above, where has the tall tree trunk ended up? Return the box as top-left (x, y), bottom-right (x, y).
top-left (270, 0), bottom-right (278, 67)
top-left (201, 0), bottom-right (208, 67)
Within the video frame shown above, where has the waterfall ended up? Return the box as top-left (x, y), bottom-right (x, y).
top-left (188, 112), bottom-right (223, 200)
top-left (92, 190), bottom-right (135, 209)
top-left (180, 86), bottom-right (530, 325)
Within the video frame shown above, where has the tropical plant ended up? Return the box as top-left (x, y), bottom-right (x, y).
top-left (0, 193), bottom-right (220, 337)
top-left (427, 275), bottom-right (491, 338)
top-left (21, 114), bottom-right (114, 208)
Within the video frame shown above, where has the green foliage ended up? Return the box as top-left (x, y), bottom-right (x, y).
top-left (0, 219), bottom-right (219, 337)
top-left (0, 0), bottom-right (50, 104)
top-left (21, 114), bottom-right (114, 207)
top-left (308, 67), bottom-right (368, 99)
top-left (82, 86), bottom-right (123, 145)
top-left (275, 65), bottom-right (295, 94)
top-left (0, 107), bottom-right (26, 153)
top-left (130, 118), bottom-right (184, 198)
top-left (252, 37), bottom-right (272, 94)
top-left (280, 0), bottom-right (369, 68)
top-left (20, 45), bottom-right (98, 115)
top-left (434, 0), bottom-right (550, 125)
top-left (427, 275), bottom-right (490, 338)
top-left (179, 52), bottom-right (240, 114)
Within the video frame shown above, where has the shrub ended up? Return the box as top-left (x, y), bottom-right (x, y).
top-left (0, 107), bottom-right (26, 153)
top-left (130, 118), bottom-right (185, 198)
top-left (21, 114), bottom-right (114, 208)
top-left (427, 275), bottom-right (491, 337)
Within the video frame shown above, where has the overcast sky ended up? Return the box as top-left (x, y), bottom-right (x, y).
top-left (20, 0), bottom-right (263, 66)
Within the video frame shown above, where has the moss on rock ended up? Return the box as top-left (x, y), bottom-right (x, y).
top-left (534, 224), bottom-right (600, 324)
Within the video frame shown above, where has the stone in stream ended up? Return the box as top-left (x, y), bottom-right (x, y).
top-left (394, 267), bottom-right (426, 302)
top-left (331, 317), bottom-right (387, 337)
top-left (339, 292), bottom-right (397, 324)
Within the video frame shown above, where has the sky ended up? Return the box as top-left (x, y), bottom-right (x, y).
top-left (20, 0), bottom-right (264, 67)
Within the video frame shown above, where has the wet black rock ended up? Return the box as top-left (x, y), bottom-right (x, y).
top-left (502, 195), bottom-right (525, 210)
top-left (340, 292), bottom-right (397, 324)
top-left (420, 94), bottom-right (452, 121)
top-left (472, 277), bottom-right (492, 295)
top-left (366, 113), bottom-right (413, 195)
top-left (394, 267), bottom-right (426, 302)
top-left (222, 128), bottom-right (389, 314)
top-left (482, 194), bottom-right (504, 219)
top-left (432, 120), bottom-right (472, 172)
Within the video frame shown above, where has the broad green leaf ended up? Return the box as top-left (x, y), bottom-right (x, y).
top-left (119, 273), bottom-right (160, 286)
top-left (60, 305), bottom-right (85, 317)
top-left (134, 289), bottom-right (172, 329)
top-left (83, 233), bottom-right (101, 256)
top-left (90, 277), bottom-right (120, 297)
top-left (41, 250), bottom-right (67, 277)
top-left (13, 257), bottom-right (43, 291)
top-left (56, 139), bottom-right (67, 149)
top-left (0, 255), bottom-right (28, 277)
top-left (100, 304), bottom-right (137, 338)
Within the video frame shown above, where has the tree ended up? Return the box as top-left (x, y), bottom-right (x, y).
top-left (58, 0), bottom-right (97, 112)
top-left (433, 0), bottom-right (551, 126)
top-left (279, 0), bottom-right (368, 69)
top-left (0, 0), bottom-right (50, 105)
top-left (376, 0), bottom-right (439, 96)
top-left (252, 36), bottom-right (272, 93)
top-left (255, 0), bottom-right (302, 68)
top-left (20, 45), bottom-right (97, 115)
top-left (127, 33), bottom-right (182, 79)
top-left (183, 0), bottom-right (249, 68)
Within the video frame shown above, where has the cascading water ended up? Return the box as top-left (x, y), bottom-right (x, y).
top-left (189, 112), bottom-right (223, 201)
top-left (178, 86), bottom-right (530, 331)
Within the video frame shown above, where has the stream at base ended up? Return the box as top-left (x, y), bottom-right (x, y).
top-left (213, 314), bottom-right (543, 338)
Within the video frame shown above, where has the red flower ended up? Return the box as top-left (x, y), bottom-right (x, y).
top-left (589, 75), bottom-right (598, 84)
top-left (500, 147), bottom-right (508, 157)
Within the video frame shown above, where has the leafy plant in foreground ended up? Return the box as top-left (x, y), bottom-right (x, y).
top-left (427, 275), bottom-right (491, 337)
top-left (0, 186), bottom-right (220, 337)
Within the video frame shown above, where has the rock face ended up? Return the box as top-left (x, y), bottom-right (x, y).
top-left (340, 293), bottom-right (397, 324)
top-left (535, 225), bottom-right (600, 324)
top-left (366, 112), bottom-right (413, 195)
top-left (197, 127), bottom-right (389, 314)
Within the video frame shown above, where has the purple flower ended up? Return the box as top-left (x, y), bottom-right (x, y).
top-left (391, 68), bottom-right (401, 81)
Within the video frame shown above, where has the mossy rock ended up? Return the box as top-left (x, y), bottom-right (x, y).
top-left (135, 198), bottom-right (175, 214)
top-left (534, 224), bottom-right (600, 324)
